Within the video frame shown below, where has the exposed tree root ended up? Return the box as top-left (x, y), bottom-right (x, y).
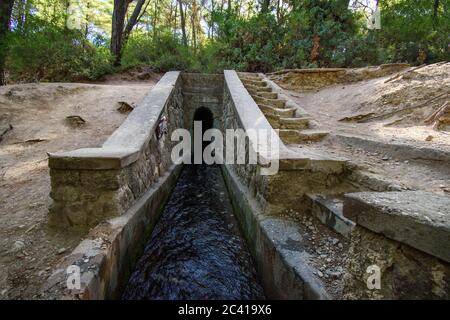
top-left (358, 91), bottom-right (449, 123)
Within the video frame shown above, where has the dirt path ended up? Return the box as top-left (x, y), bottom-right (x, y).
top-left (275, 64), bottom-right (450, 194)
top-left (283, 63), bottom-right (450, 151)
top-left (0, 80), bottom-right (157, 299)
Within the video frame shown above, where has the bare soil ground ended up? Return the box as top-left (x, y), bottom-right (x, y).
top-left (0, 73), bottom-right (159, 299)
top-left (1, 63), bottom-right (449, 299)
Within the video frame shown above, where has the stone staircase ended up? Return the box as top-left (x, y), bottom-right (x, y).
top-left (238, 72), bottom-right (329, 144)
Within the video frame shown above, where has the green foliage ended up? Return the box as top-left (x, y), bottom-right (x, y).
top-left (377, 0), bottom-right (450, 64)
top-left (6, 17), bottom-right (113, 82)
top-left (3, 0), bottom-right (450, 83)
top-left (204, 12), bottom-right (283, 72)
top-left (122, 30), bottom-right (200, 72)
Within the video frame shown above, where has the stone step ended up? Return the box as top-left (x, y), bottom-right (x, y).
top-left (254, 91), bottom-right (278, 99)
top-left (266, 114), bottom-right (280, 128)
top-left (258, 104), bottom-right (296, 118)
top-left (247, 84), bottom-right (272, 93)
top-left (238, 72), bottom-right (261, 80)
top-left (254, 96), bottom-right (286, 109)
top-left (344, 191), bottom-right (450, 263)
top-left (279, 129), bottom-right (329, 144)
top-left (242, 79), bottom-right (268, 88)
top-left (240, 76), bottom-right (263, 82)
top-left (305, 194), bottom-right (355, 238)
top-left (280, 117), bottom-right (311, 129)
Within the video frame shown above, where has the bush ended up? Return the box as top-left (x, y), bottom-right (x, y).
top-left (122, 30), bottom-right (199, 72)
top-left (5, 18), bottom-right (113, 82)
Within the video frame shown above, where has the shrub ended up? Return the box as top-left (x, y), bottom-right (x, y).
top-left (5, 18), bottom-right (113, 82)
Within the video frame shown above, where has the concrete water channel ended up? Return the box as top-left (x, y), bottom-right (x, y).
top-left (41, 71), bottom-right (450, 300)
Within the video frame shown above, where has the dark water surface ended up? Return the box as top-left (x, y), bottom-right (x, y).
top-left (122, 165), bottom-right (265, 300)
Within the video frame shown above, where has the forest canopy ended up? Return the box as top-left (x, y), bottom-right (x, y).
top-left (0, 0), bottom-right (449, 84)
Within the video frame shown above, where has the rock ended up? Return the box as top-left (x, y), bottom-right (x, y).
top-left (11, 240), bottom-right (25, 253)
top-left (344, 191), bottom-right (450, 262)
top-left (388, 184), bottom-right (403, 191)
top-left (137, 72), bottom-right (152, 80)
top-left (0, 123), bottom-right (13, 142)
top-left (117, 101), bottom-right (134, 113)
top-left (382, 156), bottom-right (390, 161)
top-left (425, 135), bottom-right (434, 141)
top-left (65, 115), bottom-right (86, 128)
top-left (338, 243), bottom-right (343, 249)
top-left (326, 270), bottom-right (342, 278)
top-left (316, 271), bottom-right (324, 278)
top-left (57, 248), bottom-right (66, 255)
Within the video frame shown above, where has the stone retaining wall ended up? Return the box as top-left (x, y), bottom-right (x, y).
top-left (48, 72), bottom-right (183, 230)
top-left (342, 191), bottom-right (450, 299)
top-left (42, 72), bottom-right (184, 299)
top-left (181, 73), bottom-right (224, 130)
top-left (220, 70), bottom-right (348, 299)
top-left (222, 70), bottom-right (348, 216)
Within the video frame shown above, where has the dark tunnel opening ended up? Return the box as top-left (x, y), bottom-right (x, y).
top-left (193, 107), bottom-right (214, 133)
top-left (193, 107), bottom-right (214, 154)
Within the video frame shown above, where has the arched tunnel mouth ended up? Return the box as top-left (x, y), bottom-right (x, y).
top-left (193, 106), bottom-right (214, 155)
top-left (193, 106), bottom-right (214, 133)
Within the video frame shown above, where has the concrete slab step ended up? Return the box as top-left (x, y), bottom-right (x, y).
top-left (280, 117), bottom-right (311, 129)
top-left (344, 191), bottom-right (450, 263)
top-left (254, 91), bottom-right (278, 99)
top-left (247, 84), bottom-right (272, 93)
top-left (265, 114), bottom-right (280, 128)
top-left (259, 104), bottom-right (296, 118)
top-left (254, 96), bottom-right (286, 108)
top-left (279, 129), bottom-right (329, 144)
top-left (238, 72), bottom-right (261, 80)
top-left (242, 79), bottom-right (268, 88)
top-left (305, 194), bottom-right (355, 238)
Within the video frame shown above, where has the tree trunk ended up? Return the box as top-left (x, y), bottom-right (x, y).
top-left (173, 2), bottom-right (178, 35)
top-left (192, 0), bottom-right (200, 49)
top-left (260, 0), bottom-right (270, 13)
top-left (178, 0), bottom-right (188, 46)
top-left (210, 0), bottom-right (215, 37)
top-left (16, 0), bottom-right (27, 32)
top-left (111, 0), bottom-right (130, 66)
top-left (0, 0), bottom-right (14, 85)
top-left (152, 0), bottom-right (160, 38)
top-left (123, 0), bottom-right (147, 43)
top-left (433, 0), bottom-right (440, 28)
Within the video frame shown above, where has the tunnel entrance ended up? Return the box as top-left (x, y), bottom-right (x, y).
top-left (193, 107), bottom-right (214, 132)
top-left (193, 107), bottom-right (214, 157)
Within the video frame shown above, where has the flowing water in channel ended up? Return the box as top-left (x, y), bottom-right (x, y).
top-left (122, 164), bottom-right (265, 300)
